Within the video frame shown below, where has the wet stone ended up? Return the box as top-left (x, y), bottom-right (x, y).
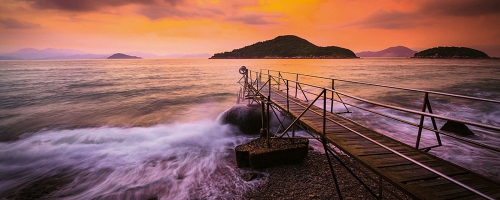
top-left (235, 137), bottom-right (309, 169)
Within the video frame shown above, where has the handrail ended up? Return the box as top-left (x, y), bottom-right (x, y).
top-left (253, 70), bottom-right (500, 153)
top-left (265, 73), bottom-right (500, 132)
top-left (263, 69), bottom-right (500, 104)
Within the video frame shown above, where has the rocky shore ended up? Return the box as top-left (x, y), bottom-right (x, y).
top-left (241, 149), bottom-right (411, 199)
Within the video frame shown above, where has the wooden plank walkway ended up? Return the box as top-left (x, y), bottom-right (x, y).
top-left (253, 85), bottom-right (500, 199)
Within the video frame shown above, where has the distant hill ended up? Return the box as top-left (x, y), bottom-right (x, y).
top-left (413, 47), bottom-right (490, 59)
top-left (0, 55), bottom-right (20, 60)
top-left (123, 52), bottom-right (212, 58)
top-left (107, 53), bottom-right (142, 59)
top-left (210, 35), bottom-right (357, 59)
top-left (356, 46), bottom-right (417, 57)
top-left (1, 48), bottom-right (87, 60)
top-left (0, 48), bottom-right (212, 60)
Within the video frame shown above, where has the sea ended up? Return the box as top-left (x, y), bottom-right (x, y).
top-left (0, 58), bottom-right (499, 199)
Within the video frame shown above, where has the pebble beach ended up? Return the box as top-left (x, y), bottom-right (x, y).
top-left (242, 149), bottom-right (411, 200)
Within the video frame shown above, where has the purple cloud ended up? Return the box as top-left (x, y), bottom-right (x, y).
top-left (0, 18), bottom-right (41, 29)
top-left (137, 5), bottom-right (223, 20)
top-left (21, 0), bottom-right (181, 12)
top-left (421, 0), bottom-right (500, 17)
top-left (346, 10), bottom-right (422, 29)
top-left (346, 0), bottom-right (500, 30)
top-left (226, 14), bottom-right (281, 25)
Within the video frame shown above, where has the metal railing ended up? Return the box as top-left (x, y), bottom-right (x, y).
top-left (258, 69), bottom-right (500, 152)
top-left (239, 68), bottom-right (499, 200)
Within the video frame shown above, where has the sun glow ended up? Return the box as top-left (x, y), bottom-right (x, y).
top-left (0, 0), bottom-right (499, 56)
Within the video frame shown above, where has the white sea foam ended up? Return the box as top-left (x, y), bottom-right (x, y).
top-left (0, 121), bottom-right (259, 199)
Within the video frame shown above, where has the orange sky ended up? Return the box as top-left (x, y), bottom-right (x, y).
top-left (1, 0), bottom-right (499, 56)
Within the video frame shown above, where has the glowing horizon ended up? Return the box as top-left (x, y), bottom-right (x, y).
top-left (1, 0), bottom-right (499, 56)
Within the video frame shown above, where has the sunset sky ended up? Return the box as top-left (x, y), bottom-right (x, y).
top-left (1, 0), bottom-right (499, 56)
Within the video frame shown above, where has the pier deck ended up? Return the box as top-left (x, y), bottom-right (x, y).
top-left (245, 71), bottom-right (500, 199)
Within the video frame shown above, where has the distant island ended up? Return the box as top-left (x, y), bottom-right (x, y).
top-left (356, 46), bottom-right (417, 57)
top-left (413, 47), bottom-right (490, 59)
top-left (107, 53), bottom-right (142, 59)
top-left (210, 35), bottom-right (357, 59)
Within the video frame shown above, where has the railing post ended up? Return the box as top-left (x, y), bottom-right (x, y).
top-left (323, 89), bottom-right (327, 137)
top-left (295, 74), bottom-right (299, 98)
top-left (278, 72), bottom-right (281, 90)
top-left (287, 80), bottom-right (290, 112)
top-left (249, 70), bottom-right (252, 87)
top-left (259, 69), bottom-right (262, 83)
top-left (331, 79), bottom-right (334, 113)
top-left (267, 74), bottom-right (271, 147)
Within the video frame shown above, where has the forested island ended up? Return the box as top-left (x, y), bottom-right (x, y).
top-left (413, 47), bottom-right (490, 59)
top-left (210, 35), bottom-right (357, 59)
top-left (107, 53), bottom-right (142, 59)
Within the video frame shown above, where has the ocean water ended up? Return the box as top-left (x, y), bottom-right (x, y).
top-left (0, 58), bottom-right (499, 199)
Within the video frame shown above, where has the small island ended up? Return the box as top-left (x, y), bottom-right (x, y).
top-left (107, 53), bottom-right (142, 59)
top-left (413, 47), bottom-right (490, 59)
top-left (210, 35), bottom-right (357, 59)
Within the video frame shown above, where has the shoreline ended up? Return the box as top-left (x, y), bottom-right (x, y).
top-left (241, 149), bottom-right (411, 199)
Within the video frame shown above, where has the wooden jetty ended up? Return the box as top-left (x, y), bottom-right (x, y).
top-left (239, 67), bottom-right (500, 199)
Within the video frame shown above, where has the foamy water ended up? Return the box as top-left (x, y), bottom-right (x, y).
top-left (0, 120), bottom-right (263, 199)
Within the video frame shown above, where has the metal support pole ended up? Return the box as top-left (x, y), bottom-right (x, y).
top-left (425, 97), bottom-right (442, 146)
top-left (323, 89), bottom-right (327, 137)
top-left (267, 74), bottom-right (271, 147)
top-left (379, 177), bottom-right (383, 199)
top-left (331, 79), bottom-right (334, 113)
top-left (322, 137), bottom-right (343, 200)
top-left (260, 99), bottom-right (266, 138)
top-left (259, 69), bottom-right (262, 84)
top-left (416, 92), bottom-right (428, 149)
top-left (295, 74), bottom-right (299, 98)
top-left (278, 72), bottom-right (281, 90)
top-left (286, 80), bottom-right (290, 112)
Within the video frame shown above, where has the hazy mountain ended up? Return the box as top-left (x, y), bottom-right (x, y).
top-left (124, 52), bottom-right (212, 58)
top-left (1, 48), bottom-right (87, 60)
top-left (0, 55), bottom-right (20, 60)
top-left (124, 52), bottom-right (161, 58)
top-left (167, 53), bottom-right (212, 58)
top-left (42, 54), bottom-right (111, 60)
top-left (356, 46), bottom-right (417, 57)
top-left (0, 48), bottom-right (212, 60)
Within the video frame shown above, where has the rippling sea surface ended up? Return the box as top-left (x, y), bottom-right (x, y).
top-left (0, 58), bottom-right (499, 199)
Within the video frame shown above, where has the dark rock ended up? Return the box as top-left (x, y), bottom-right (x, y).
top-left (5, 174), bottom-right (73, 199)
top-left (241, 172), bottom-right (265, 181)
top-left (235, 137), bottom-right (309, 169)
top-left (440, 120), bottom-right (475, 136)
top-left (219, 105), bottom-right (266, 135)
